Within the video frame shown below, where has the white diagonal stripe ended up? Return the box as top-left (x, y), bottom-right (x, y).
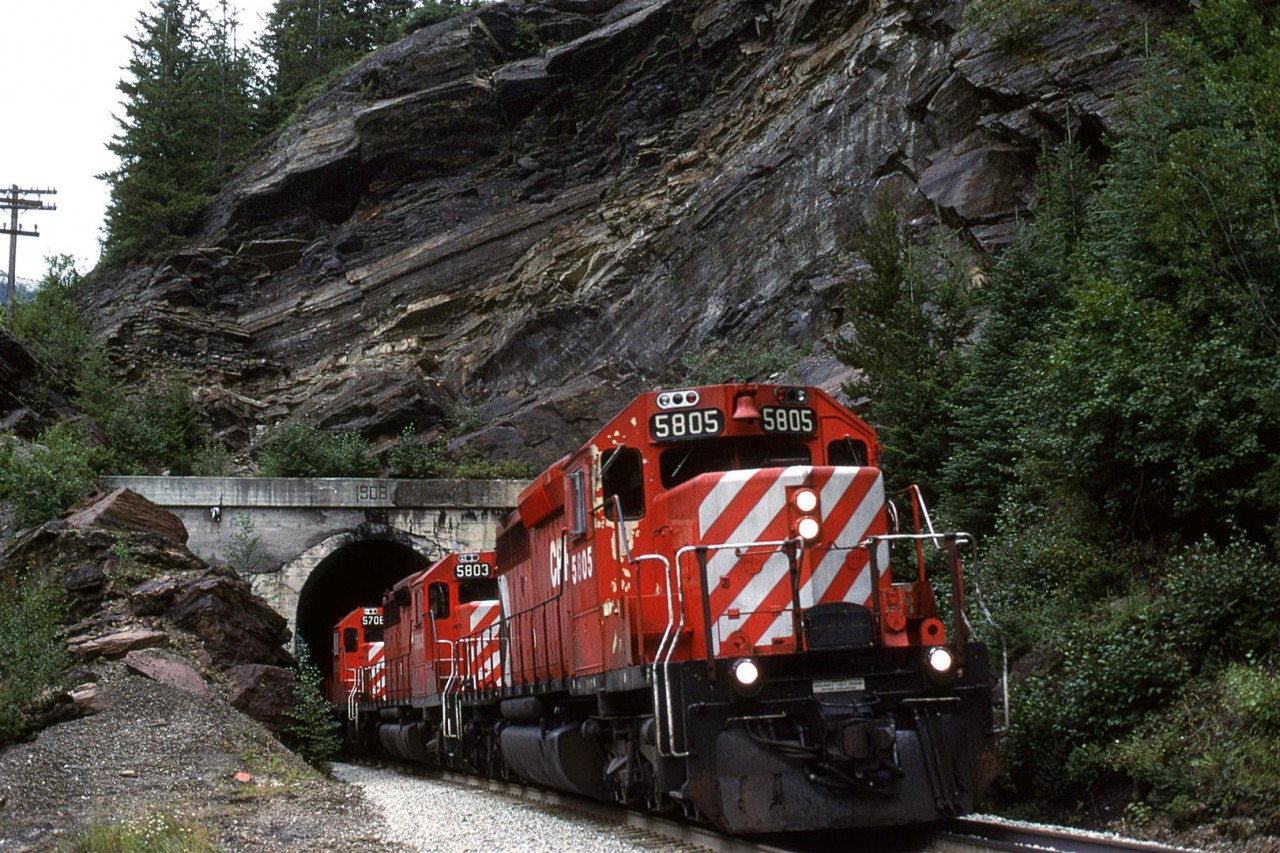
top-left (801, 470), bottom-right (885, 606)
top-left (699, 467), bottom-right (811, 653)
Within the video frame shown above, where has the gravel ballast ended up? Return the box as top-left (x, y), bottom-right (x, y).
top-left (332, 763), bottom-right (679, 852)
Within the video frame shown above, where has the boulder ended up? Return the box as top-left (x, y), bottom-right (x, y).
top-left (64, 488), bottom-right (189, 545)
top-left (167, 569), bottom-right (293, 668)
top-left (124, 648), bottom-right (211, 699)
top-left (227, 664), bottom-right (297, 732)
top-left (68, 629), bottom-right (170, 660)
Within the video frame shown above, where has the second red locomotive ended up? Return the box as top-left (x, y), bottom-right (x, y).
top-left (332, 383), bottom-right (995, 832)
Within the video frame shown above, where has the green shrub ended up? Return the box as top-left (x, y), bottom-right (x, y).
top-left (433, 456), bottom-right (535, 480)
top-left (962, 0), bottom-right (1063, 48)
top-left (1159, 538), bottom-right (1280, 666)
top-left (100, 378), bottom-right (208, 475)
top-left (998, 594), bottom-right (1188, 801)
top-left (386, 424), bottom-right (533, 480)
top-left (680, 340), bottom-right (800, 385)
top-left (190, 439), bottom-right (233, 476)
top-left (6, 256), bottom-right (92, 392)
top-left (386, 424), bottom-right (444, 478)
top-left (976, 495), bottom-right (1134, 656)
top-left (1114, 664), bottom-right (1280, 832)
top-left (0, 571), bottom-right (70, 744)
top-left (257, 421), bottom-right (379, 478)
top-left (226, 514), bottom-right (270, 574)
top-left (284, 650), bottom-right (342, 766)
top-left (0, 421), bottom-right (107, 528)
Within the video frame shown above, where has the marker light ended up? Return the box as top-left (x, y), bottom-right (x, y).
top-left (797, 517), bottom-right (821, 541)
top-left (657, 390), bottom-right (700, 409)
top-left (732, 658), bottom-right (760, 687)
top-left (794, 489), bottom-right (818, 513)
top-left (926, 646), bottom-right (954, 676)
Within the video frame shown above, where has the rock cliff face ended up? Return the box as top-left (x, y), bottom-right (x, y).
top-left (82, 0), bottom-right (1176, 464)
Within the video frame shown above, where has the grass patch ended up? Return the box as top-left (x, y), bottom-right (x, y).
top-left (65, 812), bottom-right (219, 853)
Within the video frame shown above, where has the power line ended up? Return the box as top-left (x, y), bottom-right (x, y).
top-left (1, 185), bottom-right (57, 322)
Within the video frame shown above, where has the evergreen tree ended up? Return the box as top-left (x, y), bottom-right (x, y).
top-left (202, 0), bottom-right (263, 180)
top-left (101, 0), bottom-right (260, 262)
top-left (832, 195), bottom-right (975, 496)
top-left (257, 0), bottom-right (426, 129)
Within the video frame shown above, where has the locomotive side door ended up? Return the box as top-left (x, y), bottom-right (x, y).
top-left (565, 463), bottom-right (607, 675)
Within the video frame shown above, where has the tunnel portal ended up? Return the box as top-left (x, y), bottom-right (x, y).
top-left (295, 538), bottom-right (431, 677)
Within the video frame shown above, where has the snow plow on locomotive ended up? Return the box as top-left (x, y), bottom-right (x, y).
top-left (332, 384), bottom-right (997, 833)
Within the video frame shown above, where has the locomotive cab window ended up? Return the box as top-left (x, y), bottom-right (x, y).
top-left (458, 578), bottom-right (499, 603)
top-left (567, 468), bottom-right (588, 536)
top-left (827, 437), bottom-right (869, 467)
top-left (660, 438), bottom-right (811, 488)
top-left (363, 623), bottom-right (383, 643)
top-left (343, 627), bottom-right (359, 653)
top-left (427, 582), bottom-right (450, 619)
top-left (601, 447), bottom-right (644, 520)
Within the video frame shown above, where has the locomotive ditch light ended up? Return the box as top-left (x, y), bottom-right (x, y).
top-left (925, 646), bottom-right (956, 683)
top-left (731, 658), bottom-right (762, 696)
top-left (796, 516), bottom-right (821, 541)
top-left (793, 488), bottom-right (818, 513)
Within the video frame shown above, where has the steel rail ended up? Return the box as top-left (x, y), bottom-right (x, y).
top-left (929, 817), bottom-right (1203, 853)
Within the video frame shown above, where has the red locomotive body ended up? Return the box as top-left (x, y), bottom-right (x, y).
top-left (338, 384), bottom-right (995, 833)
top-left (357, 552), bottom-right (500, 763)
top-left (324, 606), bottom-right (384, 714)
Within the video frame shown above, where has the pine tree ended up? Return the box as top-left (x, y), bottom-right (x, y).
top-left (257, 0), bottom-right (422, 130)
top-left (100, 0), bottom-right (260, 263)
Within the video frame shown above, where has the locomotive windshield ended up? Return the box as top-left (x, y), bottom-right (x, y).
top-left (458, 578), bottom-right (499, 603)
top-left (660, 438), bottom-right (810, 488)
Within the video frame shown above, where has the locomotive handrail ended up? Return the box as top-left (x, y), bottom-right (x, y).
top-left (859, 531), bottom-right (1010, 734)
top-left (347, 666), bottom-right (364, 722)
top-left (635, 552), bottom-right (687, 758)
top-left (605, 494), bottom-right (634, 564)
top-left (438, 638), bottom-right (462, 739)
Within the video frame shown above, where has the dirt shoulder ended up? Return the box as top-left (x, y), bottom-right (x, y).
top-left (0, 661), bottom-right (404, 852)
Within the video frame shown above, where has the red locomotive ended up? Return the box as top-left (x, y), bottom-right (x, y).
top-left (336, 384), bottom-right (995, 832)
top-left (326, 606), bottom-right (385, 721)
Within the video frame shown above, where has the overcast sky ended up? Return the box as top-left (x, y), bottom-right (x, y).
top-left (0, 1), bottom-right (276, 285)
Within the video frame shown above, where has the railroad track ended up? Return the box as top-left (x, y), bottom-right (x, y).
top-left (365, 761), bottom-right (1200, 853)
top-left (926, 817), bottom-right (1200, 853)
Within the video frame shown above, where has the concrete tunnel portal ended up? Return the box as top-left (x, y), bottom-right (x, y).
top-left (105, 477), bottom-right (526, 679)
top-left (295, 538), bottom-right (430, 679)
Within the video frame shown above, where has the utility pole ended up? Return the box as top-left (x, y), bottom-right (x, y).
top-left (1, 185), bottom-right (57, 322)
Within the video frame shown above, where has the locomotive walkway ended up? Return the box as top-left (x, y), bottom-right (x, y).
top-left (109, 476), bottom-right (525, 651)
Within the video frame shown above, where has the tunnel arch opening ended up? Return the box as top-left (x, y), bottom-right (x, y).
top-left (294, 536), bottom-right (433, 679)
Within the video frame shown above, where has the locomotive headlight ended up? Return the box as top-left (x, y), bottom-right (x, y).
top-left (926, 646), bottom-right (955, 677)
top-left (793, 489), bottom-right (818, 513)
top-left (731, 658), bottom-right (762, 696)
top-left (797, 516), bottom-right (821, 541)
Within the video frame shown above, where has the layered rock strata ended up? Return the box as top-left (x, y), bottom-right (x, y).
top-left (82, 0), bottom-right (1176, 465)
